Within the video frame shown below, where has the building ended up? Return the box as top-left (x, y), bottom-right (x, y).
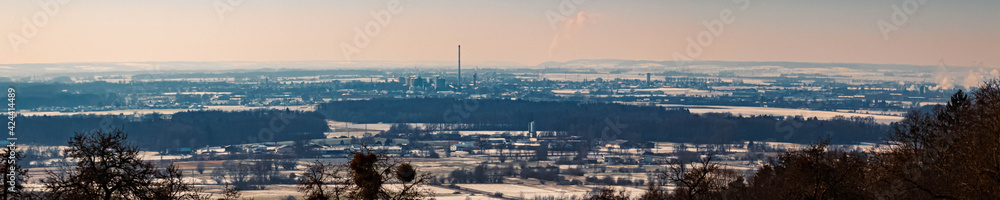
top-left (434, 77), bottom-right (448, 91)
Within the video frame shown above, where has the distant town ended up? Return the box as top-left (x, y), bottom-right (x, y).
top-left (9, 60), bottom-right (981, 120)
top-left (3, 59), bottom-right (992, 199)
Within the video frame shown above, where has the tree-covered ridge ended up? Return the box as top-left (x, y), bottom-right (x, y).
top-left (632, 80), bottom-right (1000, 200)
top-left (318, 98), bottom-right (887, 143)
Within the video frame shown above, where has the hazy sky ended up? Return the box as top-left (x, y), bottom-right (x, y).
top-left (1, 0), bottom-right (997, 67)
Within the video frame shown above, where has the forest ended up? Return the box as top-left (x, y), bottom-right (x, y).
top-left (6, 109), bottom-right (328, 151)
top-left (633, 81), bottom-right (1000, 200)
top-left (318, 98), bottom-right (888, 143)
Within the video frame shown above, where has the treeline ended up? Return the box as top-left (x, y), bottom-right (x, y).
top-left (318, 98), bottom-right (887, 143)
top-left (209, 160), bottom-right (298, 190)
top-left (447, 163), bottom-right (588, 185)
top-left (8, 109), bottom-right (327, 151)
top-left (13, 83), bottom-right (123, 109)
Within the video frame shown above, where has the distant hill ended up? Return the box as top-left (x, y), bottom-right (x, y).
top-left (1, 59), bottom-right (965, 78)
top-left (536, 59), bottom-right (945, 71)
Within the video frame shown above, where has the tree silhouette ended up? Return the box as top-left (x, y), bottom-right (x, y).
top-left (299, 147), bottom-right (432, 200)
top-left (656, 79), bottom-right (1000, 199)
top-left (0, 145), bottom-right (29, 200)
top-left (640, 181), bottom-right (668, 200)
top-left (660, 155), bottom-right (742, 200)
top-left (747, 139), bottom-right (874, 200)
top-left (299, 161), bottom-right (345, 200)
top-left (878, 80), bottom-right (1000, 199)
top-left (586, 187), bottom-right (629, 200)
top-left (41, 128), bottom-right (197, 200)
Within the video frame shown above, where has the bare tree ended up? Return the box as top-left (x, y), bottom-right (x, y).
top-left (586, 187), bottom-right (629, 200)
top-left (215, 160), bottom-right (265, 190)
top-left (661, 155), bottom-right (741, 200)
top-left (299, 161), bottom-right (348, 200)
top-left (298, 147), bottom-right (433, 200)
top-left (211, 167), bottom-right (227, 185)
top-left (220, 182), bottom-right (243, 200)
top-left (150, 164), bottom-right (204, 200)
top-left (640, 181), bottom-right (668, 200)
top-left (196, 162), bottom-right (206, 174)
top-left (41, 128), bottom-right (197, 199)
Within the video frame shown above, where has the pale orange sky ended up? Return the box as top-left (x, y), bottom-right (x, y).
top-left (1, 0), bottom-right (997, 67)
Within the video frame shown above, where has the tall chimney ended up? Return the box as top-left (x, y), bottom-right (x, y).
top-left (458, 45), bottom-right (461, 90)
top-left (647, 73), bottom-right (651, 86)
top-left (530, 121), bottom-right (536, 137)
